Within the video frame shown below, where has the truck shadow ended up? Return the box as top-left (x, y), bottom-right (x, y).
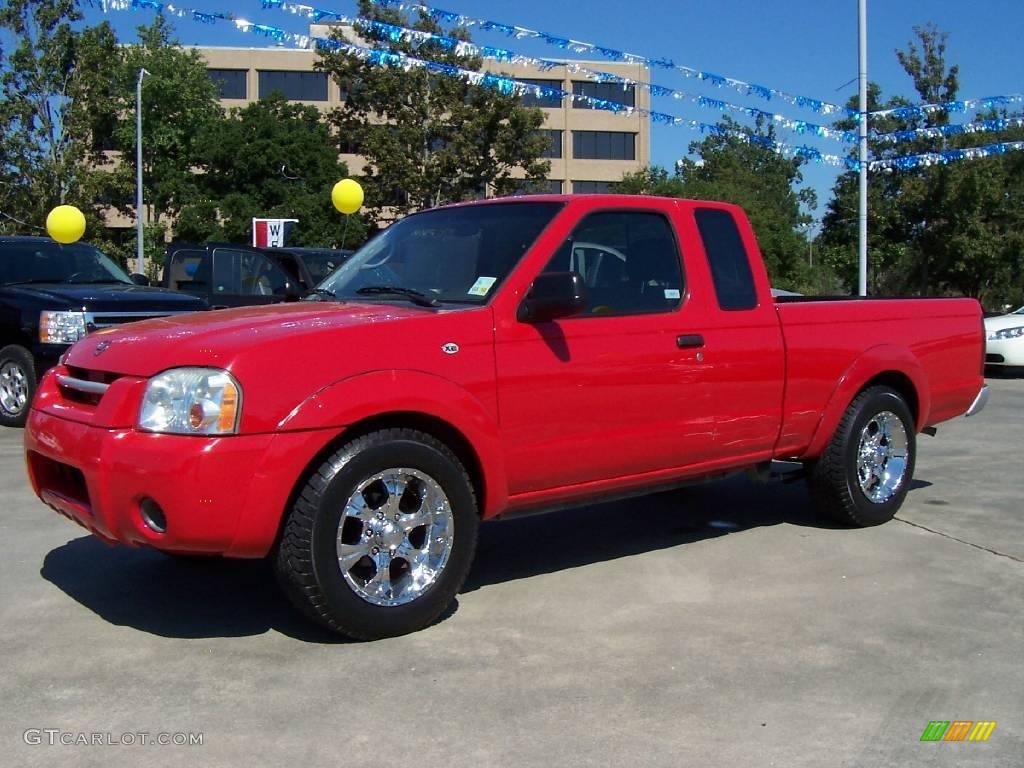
top-left (40, 539), bottom-right (353, 644)
top-left (40, 473), bottom-right (908, 642)
top-left (464, 473), bottom-right (840, 592)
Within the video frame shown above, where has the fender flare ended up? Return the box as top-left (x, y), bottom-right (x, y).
top-left (278, 369), bottom-right (508, 517)
top-left (804, 344), bottom-right (931, 459)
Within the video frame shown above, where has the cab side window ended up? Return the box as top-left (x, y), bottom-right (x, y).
top-left (540, 211), bottom-right (683, 315)
top-left (212, 249), bottom-right (290, 296)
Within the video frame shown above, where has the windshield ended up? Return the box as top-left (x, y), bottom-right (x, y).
top-left (0, 241), bottom-right (133, 285)
top-left (317, 201), bottom-right (564, 305)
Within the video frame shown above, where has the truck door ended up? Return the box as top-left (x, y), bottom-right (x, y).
top-left (494, 208), bottom-right (715, 495)
top-left (690, 206), bottom-right (785, 461)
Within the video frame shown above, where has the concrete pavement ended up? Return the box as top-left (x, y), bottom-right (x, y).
top-left (1, 376), bottom-right (1021, 766)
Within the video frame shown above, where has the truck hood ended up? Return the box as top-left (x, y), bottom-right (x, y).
top-left (1, 282), bottom-right (207, 309)
top-left (64, 301), bottom-right (451, 377)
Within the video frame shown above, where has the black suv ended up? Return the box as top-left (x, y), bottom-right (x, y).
top-left (0, 236), bottom-right (207, 427)
top-left (162, 243), bottom-right (353, 308)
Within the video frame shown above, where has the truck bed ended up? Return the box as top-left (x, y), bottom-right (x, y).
top-left (774, 296), bottom-right (984, 458)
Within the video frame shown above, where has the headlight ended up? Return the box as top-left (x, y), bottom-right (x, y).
top-left (988, 326), bottom-right (1024, 341)
top-left (138, 368), bottom-right (242, 435)
top-left (40, 310), bottom-right (87, 344)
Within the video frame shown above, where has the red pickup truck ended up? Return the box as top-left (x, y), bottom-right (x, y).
top-left (24, 195), bottom-right (988, 639)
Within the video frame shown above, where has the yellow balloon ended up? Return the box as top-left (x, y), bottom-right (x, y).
top-left (46, 205), bottom-right (86, 244)
top-left (331, 179), bottom-right (364, 215)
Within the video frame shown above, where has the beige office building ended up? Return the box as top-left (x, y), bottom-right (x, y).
top-left (195, 38), bottom-right (650, 197)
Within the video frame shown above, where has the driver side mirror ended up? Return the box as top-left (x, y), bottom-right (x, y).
top-left (129, 273), bottom-right (150, 286)
top-left (517, 271), bottom-right (587, 323)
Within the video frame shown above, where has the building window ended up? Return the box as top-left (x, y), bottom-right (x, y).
top-left (571, 180), bottom-right (613, 194)
top-left (208, 69), bottom-right (247, 99)
top-left (572, 131), bottom-right (636, 161)
top-left (512, 179), bottom-right (563, 195)
top-left (338, 135), bottom-right (362, 155)
top-left (572, 80), bottom-right (636, 109)
top-left (91, 115), bottom-right (117, 151)
top-left (536, 129), bottom-right (563, 159)
top-left (257, 70), bottom-right (328, 101)
top-left (519, 78), bottom-right (564, 109)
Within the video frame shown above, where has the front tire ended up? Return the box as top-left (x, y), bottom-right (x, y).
top-left (0, 344), bottom-right (37, 428)
top-left (809, 386), bottom-right (916, 527)
top-left (275, 428), bottom-right (479, 640)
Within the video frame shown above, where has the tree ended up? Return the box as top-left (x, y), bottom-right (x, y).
top-left (0, 0), bottom-right (119, 235)
top-left (103, 16), bottom-right (223, 263)
top-left (616, 118), bottom-right (832, 293)
top-left (316, 0), bottom-right (550, 220)
top-left (182, 95), bottom-right (371, 248)
top-left (819, 24), bottom-right (1024, 306)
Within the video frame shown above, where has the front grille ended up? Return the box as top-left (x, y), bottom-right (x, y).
top-left (59, 366), bottom-right (122, 406)
top-left (986, 353), bottom-right (1004, 363)
top-left (85, 310), bottom-right (191, 331)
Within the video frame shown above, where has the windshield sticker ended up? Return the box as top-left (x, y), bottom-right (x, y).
top-left (468, 276), bottom-right (497, 297)
top-left (664, 288), bottom-right (681, 300)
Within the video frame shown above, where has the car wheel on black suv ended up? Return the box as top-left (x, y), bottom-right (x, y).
top-left (0, 344), bottom-right (37, 428)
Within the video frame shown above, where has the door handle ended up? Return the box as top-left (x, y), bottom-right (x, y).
top-left (676, 334), bottom-right (705, 349)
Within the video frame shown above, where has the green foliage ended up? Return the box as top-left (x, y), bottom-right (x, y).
top-left (615, 119), bottom-right (837, 293)
top-left (186, 95), bottom-right (371, 248)
top-left (105, 16), bottom-right (222, 262)
top-left (316, 0), bottom-right (550, 220)
top-left (819, 25), bottom-right (1024, 307)
top-left (0, 0), bottom-right (119, 235)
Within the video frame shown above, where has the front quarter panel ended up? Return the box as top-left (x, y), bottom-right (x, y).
top-left (278, 369), bottom-right (508, 517)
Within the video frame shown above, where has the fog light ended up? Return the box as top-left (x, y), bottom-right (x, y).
top-left (140, 498), bottom-right (167, 534)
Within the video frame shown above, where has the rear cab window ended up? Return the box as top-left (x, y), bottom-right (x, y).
top-left (694, 208), bottom-right (757, 311)
top-left (167, 249), bottom-right (209, 292)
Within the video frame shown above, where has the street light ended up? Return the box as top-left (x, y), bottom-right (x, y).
top-left (136, 67), bottom-right (151, 276)
top-left (857, 0), bottom-right (868, 296)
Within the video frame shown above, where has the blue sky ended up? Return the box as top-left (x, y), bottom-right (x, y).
top-left (87, 0), bottom-right (1024, 212)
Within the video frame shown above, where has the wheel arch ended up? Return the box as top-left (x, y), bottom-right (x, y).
top-left (277, 370), bottom-right (509, 521)
top-left (804, 345), bottom-right (929, 459)
top-left (322, 411), bottom-right (488, 518)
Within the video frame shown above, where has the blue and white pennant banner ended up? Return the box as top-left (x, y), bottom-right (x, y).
top-left (102, 0), bottom-right (1024, 173)
top-left (262, 1), bottom-right (857, 143)
top-left (369, 0), bottom-right (855, 116)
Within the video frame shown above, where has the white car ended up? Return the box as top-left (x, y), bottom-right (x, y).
top-left (985, 305), bottom-right (1024, 367)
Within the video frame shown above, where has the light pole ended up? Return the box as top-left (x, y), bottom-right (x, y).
top-left (857, 0), bottom-right (868, 296)
top-left (135, 67), bottom-right (150, 276)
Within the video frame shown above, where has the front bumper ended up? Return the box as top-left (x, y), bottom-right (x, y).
top-left (25, 407), bottom-right (342, 557)
top-left (984, 337), bottom-right (1024, 366)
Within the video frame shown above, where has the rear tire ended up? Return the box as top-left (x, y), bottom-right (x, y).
top-left (0, 344), bottom-right (37, 428)
top-left (275, 428), bottom-right (479, 640)
top-left (809, 386), bottom-right (916, 527)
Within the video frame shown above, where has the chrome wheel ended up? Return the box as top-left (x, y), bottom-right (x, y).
top-left (336, 467), bottom-right (455, 607)
top-left (0, 360), bottom-right (28, 415)
top-left (856, 410), bottom-right (909, 503)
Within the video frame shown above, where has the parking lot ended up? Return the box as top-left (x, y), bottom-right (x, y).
top-left (1, 375), bottom-right (1021, 767)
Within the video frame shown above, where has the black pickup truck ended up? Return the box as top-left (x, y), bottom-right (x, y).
top-left (0, 236), bottom-right (207, 427)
